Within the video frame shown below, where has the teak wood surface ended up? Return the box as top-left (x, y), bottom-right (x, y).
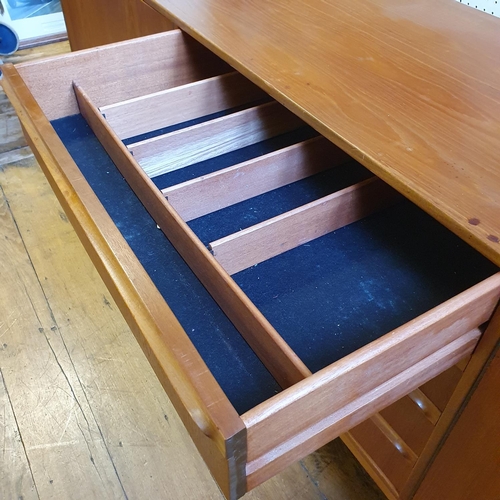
top-left (5, 26), bottom-right (500, 499)
top-left (0, 37), bottom-right (387, 500)
top-left (60, 0), bottom-right (175, 50)
top-left (147, 0), bottom-right (500, 268)
top-left (209, 177), bottom-right (401, 275)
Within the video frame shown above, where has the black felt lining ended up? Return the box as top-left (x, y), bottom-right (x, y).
top-left (52, 114), bottom-right (498, 413)
top-left (52, 114), bottom-right (283, 414)
top-left (232, 201), bottom-right (497, 372)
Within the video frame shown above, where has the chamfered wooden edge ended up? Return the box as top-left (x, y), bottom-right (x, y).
top-left (240, 275), bottom-right (500, 488)
top-left (73, 81), bottom-right (312, 389)
top-left (0, 63), bottom-right (247, 500)
top-left (400, 304), bottom-right (500, 499)
top-left (143, 2), bottom-right (500, 270)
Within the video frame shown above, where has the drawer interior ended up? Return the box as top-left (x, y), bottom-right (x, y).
top-left (51, 106), bottom-right (498, 412)
top-left (52, 113), bottom-right (283, 414)
top-left (9, 30), bottom-right (500, 496)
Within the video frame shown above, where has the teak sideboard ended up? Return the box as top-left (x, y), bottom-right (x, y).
top-left (2, 1), bottom-right (500, 499)
top-left (60, 0), bottom-right (175, 50)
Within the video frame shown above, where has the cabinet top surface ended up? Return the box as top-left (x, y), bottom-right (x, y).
top-left (147, 0), bottom-right (500, 266)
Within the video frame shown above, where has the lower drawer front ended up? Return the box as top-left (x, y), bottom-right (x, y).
top-left (348, 418), bottom-right (414, 496)
top-left (343, 357), bottom-right (468, 499)
top-left (5, 30), bottom-right (500, 499)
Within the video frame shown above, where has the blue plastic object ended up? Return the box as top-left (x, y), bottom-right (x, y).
top-left (0, 21), bottom-right (18, 55)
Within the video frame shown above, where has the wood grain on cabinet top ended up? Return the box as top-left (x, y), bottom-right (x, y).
top-left (146, 0), bottom-right (500, 267)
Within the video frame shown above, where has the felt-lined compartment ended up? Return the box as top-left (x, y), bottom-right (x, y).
top-left (52, 114), bottom-right (498, 414)
top-left (52, 114), bottom-right (282, 415)
top-left (232, 201), bottom-right (497, 372)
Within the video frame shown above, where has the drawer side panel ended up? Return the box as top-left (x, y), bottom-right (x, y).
top-left (1, 63), bottom-right (246, 500)
top-left (16, 30), bottom-right (230, 121)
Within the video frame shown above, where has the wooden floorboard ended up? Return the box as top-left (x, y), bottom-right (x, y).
top-left (0, 368), bottom-right (38, 500)
top-left (0, 180), bottom-right (127, 499)
top-left (0, 42), bottom-right (70, 155)
top-left (0, 41), bottom-right (384, 500)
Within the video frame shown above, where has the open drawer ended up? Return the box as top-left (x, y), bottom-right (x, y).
top-left (3, 31), bottom-right (500, 499)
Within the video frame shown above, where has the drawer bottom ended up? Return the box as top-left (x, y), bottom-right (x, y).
top-left (52, 113), bottom-right (498, 415)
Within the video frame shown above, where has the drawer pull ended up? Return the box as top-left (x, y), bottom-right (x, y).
top-left (128, 101), bottom-right (305, 177)
top-left (189, 407), bottom-right (216, 438)
top-left (408, 388), bottom-right (441, 425)
top-left (370, 413), bottom-right (418, 463)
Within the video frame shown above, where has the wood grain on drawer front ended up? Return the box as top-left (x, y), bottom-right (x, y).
top-left (242, 332), bottom-right (481, 488)
top-left (240, 277), bottom-right (500, 488)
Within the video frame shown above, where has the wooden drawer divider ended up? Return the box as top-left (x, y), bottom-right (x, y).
top-left (127, 100), bottom-right (305, 176)
top-left (100, 71), bottom-right (269, 140)
top-left (162, 137), bottom-right (349, 221)
top-left (209, 176), bottom-right (401, 275)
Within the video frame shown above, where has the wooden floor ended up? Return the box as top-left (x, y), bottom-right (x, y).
top-left (0, 42), bottom-right (385, 499)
